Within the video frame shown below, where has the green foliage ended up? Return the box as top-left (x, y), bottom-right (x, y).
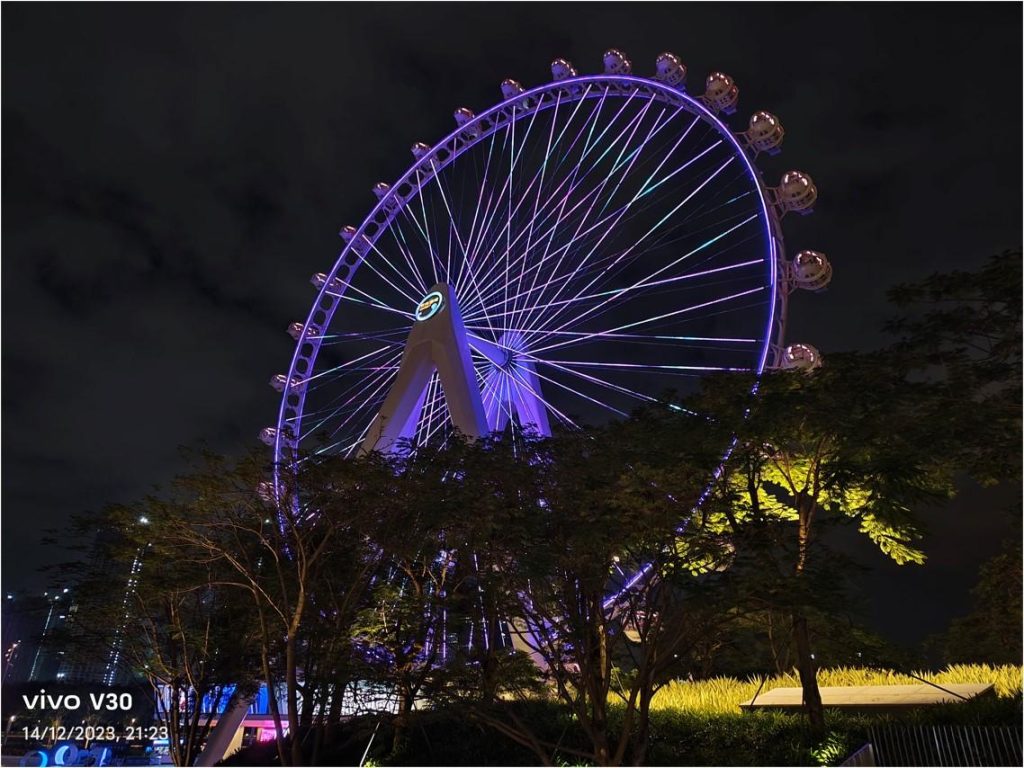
top-left (809, 731), bottom-right (847, 765)
top-left (696, 353), bottom-right (959, 568)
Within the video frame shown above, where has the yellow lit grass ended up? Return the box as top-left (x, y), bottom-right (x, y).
top-left (648, 665), bottom-right (1023, 714)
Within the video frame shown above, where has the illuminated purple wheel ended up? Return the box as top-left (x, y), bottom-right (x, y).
top-left (265, 50), bottom-right (829, 471)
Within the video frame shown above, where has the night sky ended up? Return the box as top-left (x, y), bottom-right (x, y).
top-left (3, 4), bottom-right (1020, 647)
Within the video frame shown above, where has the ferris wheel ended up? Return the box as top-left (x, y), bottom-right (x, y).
top-left (262, 49), bottom-right (831, 468)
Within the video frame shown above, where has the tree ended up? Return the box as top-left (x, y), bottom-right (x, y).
top-left (885, 249), bottom-right (1021, 484)
top-left (162, 449), bottom-right (396, 766)
top-left (940, 512), bottom-right (1023, 665)
top-left (68, 497), bottom-right (261, 767)
top-left (348, 434), bottom-right (547, 758)
top-left (692, 353), bottom-right (961, 729)
top-left (437, 412), bottom-right (739, 766)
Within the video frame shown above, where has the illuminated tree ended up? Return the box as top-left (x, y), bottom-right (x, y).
top-left (693, 353), bottom-right (959, 729)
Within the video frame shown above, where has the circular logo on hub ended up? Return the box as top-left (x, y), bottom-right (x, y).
top-left (415, 291), bottom-right (444, 322)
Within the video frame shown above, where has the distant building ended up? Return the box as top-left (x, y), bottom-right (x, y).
top-left (1, 590), bottom-right (73, 684)
top-left (3, 527), bottom-right (144, 686)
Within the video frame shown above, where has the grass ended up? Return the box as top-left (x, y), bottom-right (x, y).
top-left (223, 667), bottom-right (1022, 766)
top-left (649, 664), bottom-right (1023, 714)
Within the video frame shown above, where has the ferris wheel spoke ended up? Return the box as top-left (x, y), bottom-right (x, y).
top-left (420, 412), bottom-right (452, 450)
top-left (341, 421), bottom-right (376, 459)
top-left (359, 216), bottom-right (432, 300)
top-left (358, 244), bottom-right (426, 308)
top-left (469, 256), bottom-right (764, 330)
top-left (417, 374), bottom-right (440, 446)
top-left (463, 171), bottom-right (610, 317)
top-left (299, 353), bottom-right (404, 438)
top-left (417, 181), bottom-right (448, 287)
top-left (425, 375), bottom-right (447, 444)
top-left (514, 98), bottom-right (669, 333)
top-left (300, 344), bottom-right (399, 388)
top-left (498, 374), bottom-right (517, 431)
top-left (446, 224), bottom-right (456, 285)
top-left (500, 365), bottom-right (582, 428)
top-left (421, 377), bottom-right (460, 447)
top-left (397, 183), bottom-right (445, 286)
top-left (459, 130), bottom-right (503, 293)
top-left (467, 127), bottom-right (718, 323)
top-left (512, 348), bottom-right (658, 405)
top-left (464, 178), bottom-right (624, 327)
top-left (454, 97), bottom-right (546, 300)
top-left (385, 217), bottom-right (432, 294)
top-left (513, 89), bottom-right (564, 321)
top-left (503, 103), bottom-right (517, 332)
top-left (463, 86), bottom-right (647, 312)
top-left (511, 100), bottom-right (669, 331)
top-left (511, 360), bottom-right (628, 419)
top-left (458, 115), bottom-right (517, 293)
top-left (531, 285), bottom-right (765, 356)
top-left (523, 156), bottom-right (742, 346)
top-left (477, 364), bottom-right (514, 431)
top-left (467, 325), bottom-right (759, 345)
top-left (317, 362), bottom-right (403, 442)
top-left (517, 135), bottom-right (729, 333)
top-left (543, 359), bottom-right (750, 373)
top-left (521, 214), bottom-right (759, 343)
top-left (431, 157), bottom-right (474, 268)
top-left (475, 84), bottom-right (616, 276)
top-left (503, 87), bottom-right (627, 323)
top-left (531, 219), bottom-right (762, 351)
top-left (305, 348), bottom-right (403, 410)
top-left (332, 288), bottom-right (414, 321)
top-left (505, 374), bottom-right (526, 428)
top-left (585, 112), bottom-right (705, 234)
top-left (576, 104), bottom-right (692, 242)
top-left (470, 93), bottom-right (655, 309)
top-left (317, 328), bottom-right (410, 348)
top-left (453, 138), bottom-right (515, 300)
top-left (433, 135), bottom-right (515, 343)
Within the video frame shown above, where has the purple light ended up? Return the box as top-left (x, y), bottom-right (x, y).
top-left (275, 74), bottom-right (782, 617)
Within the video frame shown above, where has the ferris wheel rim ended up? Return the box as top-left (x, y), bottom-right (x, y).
top-left (273, 71), bottom-right (783, 472)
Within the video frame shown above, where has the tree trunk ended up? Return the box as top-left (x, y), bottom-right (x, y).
top-left (391, 685), bottom-right (412, 756)
top-left (310, 723), bottom-right (323, 767)
top-left (168, 683), bottom-right (182, 767)
top-left (792, 609), bottom-right (824, 731)
top-left (325, 680), bottom-right (345, 743)
top-left (629, 679), bottom-right (653, 767)
top-left (286, 636), bottom-right (303, 766)
top-left (792, 494), bottom-right (824, 730)
top-left (261, 649), bottom-right (287, 767)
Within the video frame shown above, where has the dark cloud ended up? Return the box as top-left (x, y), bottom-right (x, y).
top-left (2, 4), bottom-right (1020, 645)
